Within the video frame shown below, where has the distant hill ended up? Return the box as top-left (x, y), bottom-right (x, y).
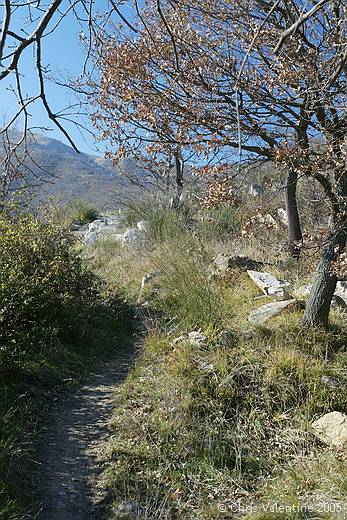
top-left (20, 134), bottom-right (144, 210)
top-left (2, 133), bottom-right (285, 211)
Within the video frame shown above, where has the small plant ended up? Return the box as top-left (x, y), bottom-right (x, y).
top-left (60, 199), bottom-right (98, 226)
top-left (146, 205), bottom-right (190, 242)
top-left (123, 200), bottom-right (147, 227)
top-left (151, 236), bottom-right (224, 329)
top-left (198, 204), bottom-right (242, 240)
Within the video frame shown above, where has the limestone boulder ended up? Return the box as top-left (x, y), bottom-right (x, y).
top-left (312, 411), bottom-right (347, 450)
top-left (247, 270), bottom-right (291, 298)
top-left (248, 299), bottom-right (305, 326)
top-left (212, 254), bottom-right (264, 277)
top-left (83, 215), bottom-right (122, 245)
top-left (335, 281), bottom-right (347, 305)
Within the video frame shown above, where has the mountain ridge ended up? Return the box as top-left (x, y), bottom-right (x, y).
top-left (20, 134), bottom-right (140, 209)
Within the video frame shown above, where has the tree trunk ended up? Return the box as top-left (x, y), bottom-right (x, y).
top-left (285, 169), bottom-right (303, 258)
top-left (302, 131), bottom-right (347, 329)
top-left (170, 155), bottom-right (184, 209)
top-left (302, 223), bottom-right (347, 329)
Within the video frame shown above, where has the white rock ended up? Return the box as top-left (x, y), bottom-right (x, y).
top-left (312, 411), bottom-right (347, 450)
top-left (277, 208), bottom-right (288, 226)
top-left (83, 215), bottom-right (122, 245)
top-left (122, 227), bottom-right (143, 247)
top-left (136, 220), bottom-right (148, 231)
top-left (292, 284), bottom-right (312, 299)
top-left (194, 358), bottom-right (214, 372)
top-left (321, 376), bottom-right (341, 389)
top-left (248, 299), bottom-right (304, 325)
top-left (188, 331), bottom-right (207, 346)
top-left (335, 281), bottom-right (347, 305)
top-left (247, 270), bottom-right (291, 298)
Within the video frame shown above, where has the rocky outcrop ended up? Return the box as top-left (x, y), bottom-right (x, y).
top-left (248, 299), bottom-right (305, 326)
top-left (247, 270), bottom-right (291, 298)
top-left (82, 216), bottom-right (122, 246)
top-left (75, 216), bottom-right (148, 248)
top-left (212, 254), bottom-right (264, 277)
top-left (312, 411), bottom-right (347, 450)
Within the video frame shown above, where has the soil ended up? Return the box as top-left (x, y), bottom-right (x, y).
top-left (31, 344), bottom-right (136, 520)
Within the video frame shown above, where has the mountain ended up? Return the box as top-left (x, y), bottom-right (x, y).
top-left (4, 133), bottom-right (280, 211)
top-left (21, 134), bottom-right (141, 210)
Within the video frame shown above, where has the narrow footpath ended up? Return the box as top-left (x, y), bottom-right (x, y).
top-left (32, 344), bottom-right (136, 520)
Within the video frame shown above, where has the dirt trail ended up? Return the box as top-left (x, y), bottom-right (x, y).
top-left (32, 345), bottom-right (136, 520)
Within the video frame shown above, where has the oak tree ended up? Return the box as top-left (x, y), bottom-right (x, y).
top-left (90, 0), bottom-right (346, 327)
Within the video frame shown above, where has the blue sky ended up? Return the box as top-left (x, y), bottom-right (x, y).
top-left (1, 2), bottom-right (135, 156)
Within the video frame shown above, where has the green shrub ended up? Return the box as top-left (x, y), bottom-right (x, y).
top-left (60, 198), bottom-right (98, 226)
top-left (124, 199), bottom-right (194, 242)
top-left (146, 205), bottom-right (190, 242)
top-left (0, 209), bottom-right (98, 367)
top-left (198, 204), bottom-right (242, 240)
top-left (0, 207), bottom-right (133, 519)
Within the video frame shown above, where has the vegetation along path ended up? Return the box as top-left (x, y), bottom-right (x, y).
top-left (32, 343), bottom-right (136, 520)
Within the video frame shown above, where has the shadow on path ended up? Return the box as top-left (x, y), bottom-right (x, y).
top-left (31, 343), bottom-right (137, 520)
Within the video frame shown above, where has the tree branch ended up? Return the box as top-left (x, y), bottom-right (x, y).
top-left (274, 0), bottom-right (332, 53)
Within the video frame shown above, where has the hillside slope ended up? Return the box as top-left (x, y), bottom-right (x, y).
top-left (21, 134), bottom-right (143, 209)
